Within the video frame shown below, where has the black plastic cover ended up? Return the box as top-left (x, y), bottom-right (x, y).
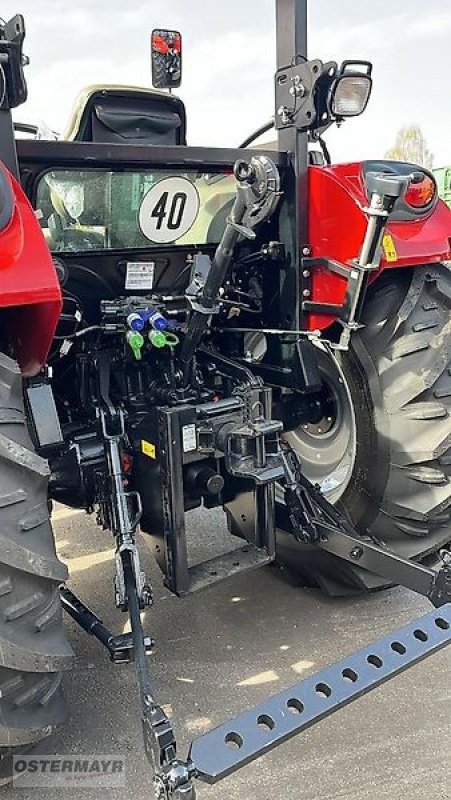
top-left (26, 382), bottom-right (63, 449)
top-left (73, 90), bottom-right (186, 146)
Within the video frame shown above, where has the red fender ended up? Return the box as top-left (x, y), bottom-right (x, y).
top-left (307, 162), bottom-right (451, 331)
top-left (0, 163), bottom-right (61, 375)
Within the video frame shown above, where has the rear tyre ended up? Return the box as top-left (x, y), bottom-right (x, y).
top-left (0, 354), bottom-right (73, 776)
top-left (276, 265), bottom-right (451, 594)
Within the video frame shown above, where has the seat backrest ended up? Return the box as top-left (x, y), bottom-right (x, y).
top-left (63, 85), bottom-right (186, 146)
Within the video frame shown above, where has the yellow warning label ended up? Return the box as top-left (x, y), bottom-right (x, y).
top-left (141, 440), bottom-right (156, 459)
top-left (382, 233), bottom-right (398, 263)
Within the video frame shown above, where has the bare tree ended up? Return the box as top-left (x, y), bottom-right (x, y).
top-left (385, 125), bottom-right (434, 169)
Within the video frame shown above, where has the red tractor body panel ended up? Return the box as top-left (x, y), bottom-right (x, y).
top-left (307, 162), bottom-right (451, 330)
top-left (0, 165), bottom-right (61, 375)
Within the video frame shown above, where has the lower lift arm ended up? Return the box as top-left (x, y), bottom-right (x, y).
top-left (281, 442), bottom-right (451, 608)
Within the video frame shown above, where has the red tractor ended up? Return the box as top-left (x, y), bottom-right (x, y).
top-left (0, 5), bottom-right (450, 796)
top-left (151, 29), bottom-right (182, 89)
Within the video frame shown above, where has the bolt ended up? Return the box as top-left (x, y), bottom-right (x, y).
top-left (350, 547), bottom-right (364, 560)
top-left (142, 585), bottom-right (153, 606)
top-left (303, 289), bottom-right (311, 298)
top-left (290, 77), bottom-right (306, 97)
top-left (302, 246), bottom-right (311, 256)
top-left (302, 269), bottom-right (310, 278)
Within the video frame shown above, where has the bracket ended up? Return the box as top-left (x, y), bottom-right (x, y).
top-left (275, 58), bottom-right (323, 130)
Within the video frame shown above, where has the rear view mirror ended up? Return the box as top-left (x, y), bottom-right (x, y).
top-left (151, 29), bottom-right (182, 90)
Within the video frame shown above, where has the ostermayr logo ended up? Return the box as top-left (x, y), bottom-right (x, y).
top-left (12, 755), bottom-right (126, 788)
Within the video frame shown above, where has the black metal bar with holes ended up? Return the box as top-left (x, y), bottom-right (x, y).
top-left (189, 603), bottom-right (451, 784)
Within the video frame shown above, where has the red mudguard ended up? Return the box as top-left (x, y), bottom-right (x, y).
top-left (307, 162), bottom-right (451, 331)
top-left (0, 163), bottom-right (61, 375)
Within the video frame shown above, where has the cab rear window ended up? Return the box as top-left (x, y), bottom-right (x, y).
top-left (36, 169), bottom-right (235, 252)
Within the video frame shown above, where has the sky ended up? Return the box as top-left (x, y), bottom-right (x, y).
top-left (4, 0), bottom-right (451, 167)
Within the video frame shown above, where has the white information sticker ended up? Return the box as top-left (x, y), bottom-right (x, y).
top-left (138, 176), bottom-right (200, 244)
top-left (182, 423), bottom-right (197, 453)
top-left (125, 262), bottom-right (155, 290)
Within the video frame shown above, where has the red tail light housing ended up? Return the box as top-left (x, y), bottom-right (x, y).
top-left (404, 174), bottom-right (436, 208)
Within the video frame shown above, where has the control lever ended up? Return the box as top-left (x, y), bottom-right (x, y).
top-left (339, 169), bottom-right (418, 348)
top-left (178, 155), bottom-right (281, 388)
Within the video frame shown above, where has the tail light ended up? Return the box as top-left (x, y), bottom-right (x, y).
top-left (404, 174), bottom-right (436, 208)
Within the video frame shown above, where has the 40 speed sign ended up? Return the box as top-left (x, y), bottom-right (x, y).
top-left (139, 176), bottom-right (200, 244)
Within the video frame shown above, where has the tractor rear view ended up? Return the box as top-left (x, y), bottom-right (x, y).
top-left (0, 4), bottom-right (450, 797)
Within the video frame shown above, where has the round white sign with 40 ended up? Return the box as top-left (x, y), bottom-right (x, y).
top-left (139, 176), bottom-right (200, 244)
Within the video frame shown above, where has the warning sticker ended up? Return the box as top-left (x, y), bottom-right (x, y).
top-left (125, 262), bottom-right (155, 291)
top-left (181, 424), bottom-right (197, 453)
top-left (141, 440), bottom-right (156, 459)
top-left (382, 234), bottom-right (398, 263)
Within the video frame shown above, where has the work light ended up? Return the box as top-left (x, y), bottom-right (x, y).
top-left (330, 62), bottom-right (372, 117)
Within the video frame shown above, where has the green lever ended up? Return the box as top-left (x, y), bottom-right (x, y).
top-left (148, 330), bottom-right (166, 349)
top-left (126, 330), bottom-right (144, 360)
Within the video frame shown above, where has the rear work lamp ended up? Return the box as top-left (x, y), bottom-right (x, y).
top-left (330, 61), bottom-right (373, 117)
